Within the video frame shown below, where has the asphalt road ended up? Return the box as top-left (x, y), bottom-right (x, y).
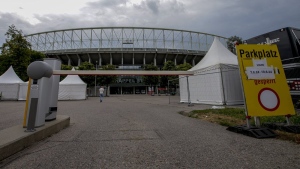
top-left (0, 95), bottom-right (299, 168)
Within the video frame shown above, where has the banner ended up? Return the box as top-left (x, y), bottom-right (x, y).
top-left (236, 44), bottom-right (295, 116)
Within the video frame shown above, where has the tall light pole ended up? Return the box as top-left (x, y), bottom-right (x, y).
top-left (94, 61), bottom-right (98, 96)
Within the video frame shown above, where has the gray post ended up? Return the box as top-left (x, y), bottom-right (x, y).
top-left (254, 117), bottom-right (261, 127)
top-left (168, 80), bottom-right (170, 104)
top-left (286, 115), bottom-right (291, 125)
top-left (186, 76), bottom-right (193, 107)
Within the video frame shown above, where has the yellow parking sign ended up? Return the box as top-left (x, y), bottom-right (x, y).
top-left (236, 44), bottom-right (295, 116)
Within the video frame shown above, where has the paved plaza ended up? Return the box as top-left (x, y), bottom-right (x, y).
top-left (0, 95), bottom-right (299, 168)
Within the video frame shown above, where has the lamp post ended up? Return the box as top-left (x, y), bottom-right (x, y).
top-left (94, 61), bottom-right (98, 96)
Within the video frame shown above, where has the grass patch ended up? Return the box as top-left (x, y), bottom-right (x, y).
top-left (188, 108), bottom-right (249, 127)
top-left (180, 108), bottom-right (300, 144)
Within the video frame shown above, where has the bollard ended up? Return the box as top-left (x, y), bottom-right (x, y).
top-left (25, 61), bottom-right (53, 131)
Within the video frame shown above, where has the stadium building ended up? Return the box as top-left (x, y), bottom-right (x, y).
top-left (25, 27), bottom-right (227, 95)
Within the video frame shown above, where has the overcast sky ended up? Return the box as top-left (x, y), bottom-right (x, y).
top-left (0, 0), bottom-right (299, 46)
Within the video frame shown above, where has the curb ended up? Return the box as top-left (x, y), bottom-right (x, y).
top-left (0, 115), bottom-right (70, 161)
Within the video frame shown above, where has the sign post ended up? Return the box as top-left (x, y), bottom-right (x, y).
top-left (227, 44), bottom-right (295, 138)
top-left (236, 44), bottom-right (295, 117)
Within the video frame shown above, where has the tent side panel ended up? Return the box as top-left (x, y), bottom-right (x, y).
top-left (0, 84), bottom-right (19, 100)
top-left (58, 84), bottom-right (87, 100)
top-left (58, 85), bottom-right (70, 100)
top-left (222, 68), bottom-right (244, 105)
top-left (179, 76), bottom-right (188, 103)
top-left (18, 83), bottom-right (29, 100)
top-left (190, 69), bottom-right (223, 105)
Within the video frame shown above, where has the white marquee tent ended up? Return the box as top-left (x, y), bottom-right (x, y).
top-left (58, 68), bottom-right (87, 100)
top-left (0, 66), bottom-right (24, 100)
top-left (18, 81), bottom-right (29, 100)
top-left (180, 37), bottom-right (244, 105)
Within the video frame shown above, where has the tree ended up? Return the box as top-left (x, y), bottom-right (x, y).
top-left (78, 62), bottom-right (95, 87)
top-left (226, 36), bottom-right (243, 54)
top-left (142, 63), bottom-right (159, 94)
top-left (176, 63), bottom-right (192, 71)
top-left (61, 64), bottom-right (72, 71)
top-left (0, 25), bottom-right (45, 81)
top-left (60, 64), bottom-right (73, 81)
top-left (98, 64), bottom-right (117, 96)
top-left (29, 50), bottom-right (45, 63)
top-left (160, 61), bottom-right (176, 87)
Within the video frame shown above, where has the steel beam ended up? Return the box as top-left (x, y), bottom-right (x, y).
top-left (52, 70), bottom-right (194, 76)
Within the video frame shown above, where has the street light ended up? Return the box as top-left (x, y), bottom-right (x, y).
top-left (95, 61), bottom-right (98, 96)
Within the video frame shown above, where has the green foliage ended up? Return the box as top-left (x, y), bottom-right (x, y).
top-left (0, 25), bottom-right (44, 81)
top-left (78, 62), bottom-right (95, 87)
top-left (188, 108), bottom-right (300, 126)
top-left (160, 61), bottom-right (176, 87)
top-left (61, 64), bottom-right (72, 70)
top-left (260, 115), bottom-right (300, 125)
top-left (142, 63), bottom-right (159, 87)
top-left (190, 108), bottom-right (246, 119)
top-left (60, 64), bottom-right (73, 81)
top-left (176, 63), bottom-right (192, 71)
top-left (163, 61), bottom-right (176, 70)
top-left (29, 50), bottom-right (45, 63)
top-left (159, 62), bottom-right (192, 87)
top-left (226, 36), bottom-right (243, 54)
top-left (0, 25), bottom-right (31, 81)
top-left (98, 64), bottom-right (117, 90)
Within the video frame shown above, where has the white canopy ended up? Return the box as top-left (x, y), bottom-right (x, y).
top-left (0, 66), bottom-right (24, 100)
top-left (189, 37), bottom-right (238, 71)
top-left (180, 37), bottom-right (243, 105)
top-left (0, 66), bottom-right (24, 83)
top-left (60, 68), bottom-right (86, 84)
top-left (58, 68), bottom-right (87, 100)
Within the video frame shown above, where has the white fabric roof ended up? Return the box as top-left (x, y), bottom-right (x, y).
top-left (60, 67), bottom-right (86, 84)
top-left (189, 37), bottom-right (238, 71)
top-left (0, 66), bottom-right (24, 83)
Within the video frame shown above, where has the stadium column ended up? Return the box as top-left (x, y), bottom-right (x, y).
top-left (192, 56), bottom-right (196, 66)
top-left (77, 54), bottom-right (81, 66)
top-left (164, 54), bottom-right (167, 64)
top-left (132, 54), bottom-right (134, 65)
top-left (184, 54), bottom-right (188, 64)
top-left (110, 53), bottom-right (112, 65)
top-left (88, 53), bottom-right (91, 63)
top-left (121, 53), bottom-right (124, 65)
top-left (98, 53), bottom-right (102, 66)
top-left (143, 53), bottom-right (146, 65)
top-left (67, 54), bottom-right (71, 66)
top-left (154, 53), bottom-right (157, 66)
top-left (174, 54), bottom-right (178, 65)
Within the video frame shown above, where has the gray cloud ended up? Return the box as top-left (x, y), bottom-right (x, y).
top-left (0, 0), bottom-right (300, 47)
top-left (144, 0), bottom-right (160, 14)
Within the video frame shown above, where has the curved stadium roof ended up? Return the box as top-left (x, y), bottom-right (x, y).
top-left (25, 27), bottom-right (228, 67)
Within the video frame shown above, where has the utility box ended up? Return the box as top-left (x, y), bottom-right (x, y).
top-left (34, 76), bottom-right (51, 127)
top-left (44, 58), bottom-right (61, 121)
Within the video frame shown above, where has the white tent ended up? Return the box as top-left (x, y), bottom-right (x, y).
top-left (58, 68), bottom-right (87, 100)
top-left (18, 81), bottom-right (29, 100)
top-left (0, 66), bottom-right (24, 100)
top-left (180, 37), bottom-right (244, 105)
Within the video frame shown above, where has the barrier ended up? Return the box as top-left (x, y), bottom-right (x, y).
top-left (227, 125), bottom-right (277, 139)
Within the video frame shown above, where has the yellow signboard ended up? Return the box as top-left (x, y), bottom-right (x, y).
top-left (236, 44), bottom-right (295, 116)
